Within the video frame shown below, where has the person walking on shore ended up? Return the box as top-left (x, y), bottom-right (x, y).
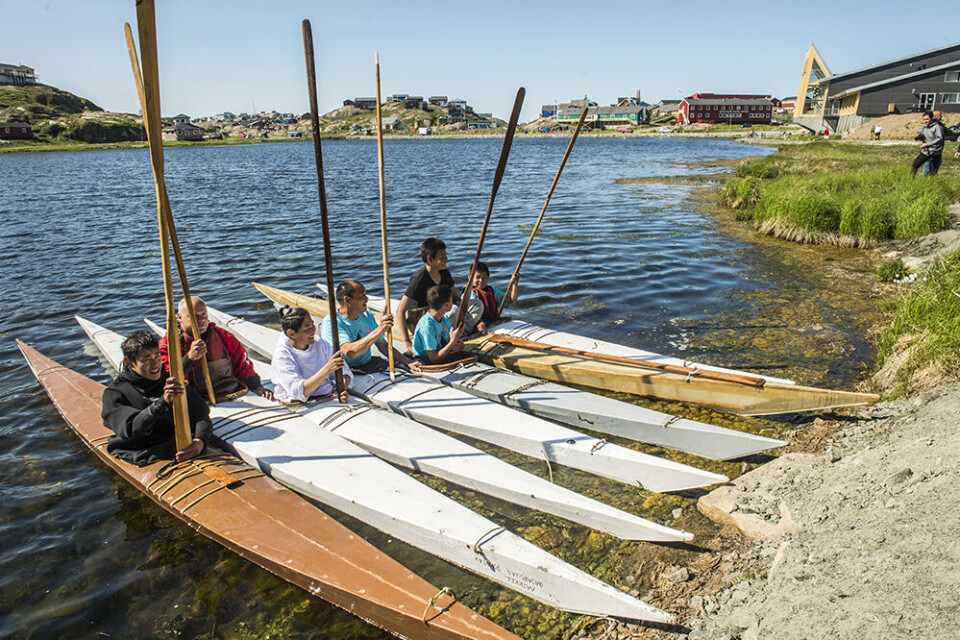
top-left (873, 124), bottom-right (882, 140)
top-left (911, 111), bottom-right (945, 177)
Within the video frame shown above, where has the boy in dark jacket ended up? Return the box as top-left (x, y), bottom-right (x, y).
top-left (102, 330), bottom-right (211, 466)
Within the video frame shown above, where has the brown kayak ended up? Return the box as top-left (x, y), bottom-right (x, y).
top-left (17, 340), bottom-right (519, 640)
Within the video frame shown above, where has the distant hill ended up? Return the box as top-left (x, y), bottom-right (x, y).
top-left (0, 84), bottom-right (102, 123)
top-left (0, 83), bottom-right (147, 143)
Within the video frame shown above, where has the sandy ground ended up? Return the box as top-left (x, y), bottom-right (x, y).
top-left (844, 113), bottom-right (960, 141)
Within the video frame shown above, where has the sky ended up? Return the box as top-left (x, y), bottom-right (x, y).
top-left (4, 0), bottom-right (960, 122)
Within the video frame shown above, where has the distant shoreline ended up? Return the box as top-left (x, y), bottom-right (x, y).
top-left (0, 130), bottom-right (805, 155)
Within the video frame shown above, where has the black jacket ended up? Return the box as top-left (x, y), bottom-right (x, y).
top-left (102, 368), bottom-right (212, 466)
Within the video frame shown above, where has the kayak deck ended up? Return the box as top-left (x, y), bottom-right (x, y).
top-left (77, 316), bottom-right (675, 623)
top-left (17, 340), bottom-right (519, 640)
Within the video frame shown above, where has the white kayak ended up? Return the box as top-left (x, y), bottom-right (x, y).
top-left (207, 307), bottom-right (728, 493)
top-left (143, 314), bottom-right (691, 543)
top-left (310, 283), bottom-right (785, 461)
top-left (76, 315), bottom-right (673, 623)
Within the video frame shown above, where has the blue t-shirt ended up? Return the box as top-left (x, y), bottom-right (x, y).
top-left (412, 313), bottom-right (451, 357)
top-left (320, 310), bottom-right (379, 367)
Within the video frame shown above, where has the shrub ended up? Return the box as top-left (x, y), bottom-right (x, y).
top-left (876, 259), bottom-right (911, 283)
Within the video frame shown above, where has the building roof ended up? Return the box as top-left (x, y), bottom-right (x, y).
top-left (829, 59), bottom-right (960, 100)
top-left (824, 41), bottom-right (960, 84)
top-left (683, 98), bottom-right (773, 106)
top-left (0, 121), bottom-right (31, 127)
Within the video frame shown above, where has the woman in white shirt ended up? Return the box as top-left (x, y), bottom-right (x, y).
top-left (271, 307), bottom-right (351, 403)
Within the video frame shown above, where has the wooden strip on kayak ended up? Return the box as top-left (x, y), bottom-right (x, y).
top-left (466, 335), bottom-right (880, 416)
top-left (16, 340), bottom-right (519, 640)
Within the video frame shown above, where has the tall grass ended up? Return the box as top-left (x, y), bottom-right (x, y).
top-left (720, 143), bottom-right (960, 244)
top-left (877, 249), bottom-right (960, 391)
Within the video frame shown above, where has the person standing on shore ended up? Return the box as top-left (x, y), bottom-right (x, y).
top-left (873, 124), bottom-right (882, 140)
top-left (911, 111), bottom-right (945, 177)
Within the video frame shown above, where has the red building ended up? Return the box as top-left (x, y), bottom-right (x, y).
top-left (679, 96), bottom-right (774, 125)
top-left (0, 122), bottom-right (33, 140)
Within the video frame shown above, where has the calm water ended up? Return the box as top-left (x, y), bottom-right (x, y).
top-left (0, 138), bottom-right (874, 638)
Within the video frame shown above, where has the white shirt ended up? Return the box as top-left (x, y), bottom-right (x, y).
top-left (271, 336), bottom-right (352, 402)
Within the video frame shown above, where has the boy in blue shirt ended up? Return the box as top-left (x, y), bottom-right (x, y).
top-left (321, 279), bottom-right (421, 374)
top-left (412, 284), bottom-right (465, 365)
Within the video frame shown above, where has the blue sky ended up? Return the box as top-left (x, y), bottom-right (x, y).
top-left (4, 0), bottom-right (959, 121)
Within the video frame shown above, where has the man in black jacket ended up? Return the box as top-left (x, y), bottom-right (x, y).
top-left (101, 330), bottom-right (212, 466)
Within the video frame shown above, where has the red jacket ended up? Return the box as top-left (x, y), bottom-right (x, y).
top-left (158, 323), bottom-right (260, 388)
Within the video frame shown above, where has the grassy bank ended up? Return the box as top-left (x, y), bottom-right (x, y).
top-left (719, 141), bottom-right (960, 245)
top-left (876, 248), bottom-right (960, 395)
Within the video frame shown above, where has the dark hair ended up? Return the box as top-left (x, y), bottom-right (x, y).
top-left (420, 237), bottom-right (446, 263)
top-left (426, 284), bottom-right (453, 311)
top-left (335, 280), bottom-right (363, 305)
top-left (474, 261), bottom-right (490, 276)
top-left (279, 306), bottom-right (311, 335)
top-left (121, 330), bottom-right (159, 361)
top-left (922, 110), bottom-right (934, 119)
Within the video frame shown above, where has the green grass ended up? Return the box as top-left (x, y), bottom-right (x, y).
top-left (876, 258), bottom-right (912, 283)
top-left (719, 141), bottom-right (960, 244)
top-left (877, 248), bottom-right (960, 392)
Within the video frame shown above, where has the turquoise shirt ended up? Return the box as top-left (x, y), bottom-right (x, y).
top-left (412, 313), bottom-right (451, 357)
top-left (320, 310), bottom-right (379, 367)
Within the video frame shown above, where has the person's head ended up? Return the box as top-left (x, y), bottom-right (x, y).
top-left (335, 280), bottom-right (367, 317)
top-left (177, 296), bottom-right (208, 335)
top-left (420, 237), bottom-right (448, 270)
top-left (121, 330), bottom-right (163, 380)
top-left (471, 262), bottom-right (490, 289)
top-left (933, 110), bottom-right (942, 122)
top-left (279, 306), bottom-right (315, 348)
top-left (922, 111), bottom-right (933, 125)
top-left (426, 284), bottom-right (454, 312)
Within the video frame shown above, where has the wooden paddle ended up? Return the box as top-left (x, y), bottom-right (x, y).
top-left (454, 87), bottom-right (525, 331)
top-left (124, 22), bottom-right (217, 407)
top-left (302, 19), bottom-right (345, 402)
top-left (374, 53), bottom-right (395, 381)
top-left (496, 106), bottom-right (588, 317)
top-left (127, 1), bottom-right (190, 450)
top-left (484, 334), bottom-right (767, 388)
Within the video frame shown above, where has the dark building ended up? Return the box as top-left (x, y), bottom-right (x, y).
top-left (795, 42), bottom-right (960, 133)
top-left (679, 97), bottom-right (773, 125)
top-left (0, 122), bottom-right (33, 139)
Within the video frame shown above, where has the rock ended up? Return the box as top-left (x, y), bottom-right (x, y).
top-left (888, 468), bottom-right (913, 485)
top-left (690, 594), bottom-right (704, 613)
top-left (742, 621), bottom-right (761, 640)
top-left (826, 446), bottom-right (843, 462)
top-left (666, 567), bottom-right (690, 583)
top-left (672, 508), bottom-right (683, 519)
top-left (704, 595), bottom-right (719, 614)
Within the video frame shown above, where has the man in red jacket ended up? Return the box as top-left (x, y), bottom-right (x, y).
top-left (159, 296), bottom-right (274, 401)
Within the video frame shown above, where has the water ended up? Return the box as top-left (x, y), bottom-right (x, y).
top-left (0, 138), bottom-right (876, 638)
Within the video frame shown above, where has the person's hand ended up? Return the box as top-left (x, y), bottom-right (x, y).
top-left (325, 352), bottom-right (345, 375)
top-left (255, 386), bottom-right (274, 401)
top-left (955, 151), bottom-right (960, 159)
top-left (449, 325), bottom-right (464, 351)
top-left (162, 378), bottom-right (185, 404)
top-left (186, 339), bottom-right (206, 361)
top-left (406, 359), bottom-right (423, 372)
top-left (476, 321), bottom-right (487, 333)
top-left (378, 313), bottom-right (394, 335)
top-left (175, 438), bottom-right (205, 462)
top-left (337, 388), bottom-right (349, 403)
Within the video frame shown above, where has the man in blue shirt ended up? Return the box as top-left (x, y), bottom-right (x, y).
top-left (321, 280), bottom-right (421, 374)
top-left (412, 284), bottom-right (465, 365)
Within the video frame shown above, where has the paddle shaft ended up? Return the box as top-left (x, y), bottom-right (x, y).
top-left (496, 106), bottom-right (588, 317)
top-left (124, 23), bottom-right (217, 407)
top-left (374, 54), bottom-right (395, 380)
top-left (455, 87), bottom-right (525, 330)
top-left (302, 20), bottom-right (345, 401)
top-left (485, 334), bottom-right (767, 388)
top-left (130, 1), bottom-right (191, 450)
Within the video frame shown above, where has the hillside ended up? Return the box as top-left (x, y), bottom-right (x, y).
top-left (0, 84), bottom-right (102, 123)
top-left (0, 84), bottom-right (147, 143)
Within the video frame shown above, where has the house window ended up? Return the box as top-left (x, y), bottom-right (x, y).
top-left (942, 93), bottom-right (960, 104)
top-left (945, 71), bottom-right (960, 83)
top-left (918, 93), bottom-right (936, 110)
